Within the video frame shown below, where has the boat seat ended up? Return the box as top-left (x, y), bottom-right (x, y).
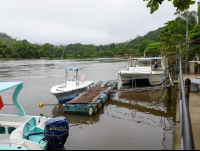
top-left (10, 127), bottom-right (24, 145)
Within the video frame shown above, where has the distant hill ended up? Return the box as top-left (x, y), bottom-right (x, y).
top-left (0, 32), bottom-right (15, 47)
top-left (128, 27), bottom-right (163, 46)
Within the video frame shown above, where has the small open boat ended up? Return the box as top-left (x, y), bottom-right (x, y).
top-left (0, 82), bottom-right (69, 150)
top-left (51, 67), bottom-right (94, 102)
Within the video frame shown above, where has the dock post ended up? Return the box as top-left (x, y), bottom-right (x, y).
top-left (167, 87), bottom-right (171, 102)
top-left (185, 78), bottom-right (191, 106)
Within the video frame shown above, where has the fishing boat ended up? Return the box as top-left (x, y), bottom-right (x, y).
top-left (51, 67), bottom-right (94, 102)
top-left (0, 82), bottom-right (69, 150)
top-left (118, 57), bottom-right (168, 85)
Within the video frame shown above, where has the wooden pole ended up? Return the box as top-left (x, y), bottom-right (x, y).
top-left (185, 78), bottom-right (191, 106)
top-left (167, 87), bottom-right (171, 102)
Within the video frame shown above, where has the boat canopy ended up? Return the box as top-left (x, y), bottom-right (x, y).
top-left (0, 82), bottom-right (23, 92)
top-left (0, 82), bottom-right (26, 116)
top-left (63, 67), bottom-right (83, 70)
top-left (151, 57), bottom-right (164, 60)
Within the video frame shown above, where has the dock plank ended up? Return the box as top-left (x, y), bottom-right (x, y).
top-left (67, 84), bottom-right (108, 104)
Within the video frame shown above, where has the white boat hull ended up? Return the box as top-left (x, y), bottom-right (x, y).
top-left (119, 71), bottom-right (167, 86)
top-left (51, 81), bottom-right (94, 102)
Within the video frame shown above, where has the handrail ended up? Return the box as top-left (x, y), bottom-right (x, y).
top-left (178, 53), bottom-right (195, 150)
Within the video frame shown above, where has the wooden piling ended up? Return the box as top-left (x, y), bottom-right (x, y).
top-left (185, 78), bottom-right (191, 106)
top-left (167, 87), bottom-right (171, 102)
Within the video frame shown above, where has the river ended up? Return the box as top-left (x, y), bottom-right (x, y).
top-left (0, 58), bottom-right (177, 150)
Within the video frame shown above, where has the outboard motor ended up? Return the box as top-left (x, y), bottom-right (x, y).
top-left (44, 116), bottom-right (69, 150)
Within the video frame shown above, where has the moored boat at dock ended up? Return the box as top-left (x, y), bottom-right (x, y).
top-left (118, 57), bottom-right (169, 85)
top-left (0, 82), bottom-right (69, 150)
top-left (50, 67), bottom-right (94, 102)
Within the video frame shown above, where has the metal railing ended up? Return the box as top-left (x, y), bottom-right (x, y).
top-left (178, 53), bottom-right (195, 150)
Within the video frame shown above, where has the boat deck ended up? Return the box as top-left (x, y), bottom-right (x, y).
top-left (63, 81), bottom-right (118, 115)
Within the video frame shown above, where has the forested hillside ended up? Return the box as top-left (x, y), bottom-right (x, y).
top-left (0, 27), bottom-right (162, 59)
top-left (0, 33), bottom-right (15, 47)
top-left (1, 8), bottom-right (200, 61)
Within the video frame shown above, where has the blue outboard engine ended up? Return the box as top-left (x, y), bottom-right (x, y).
top-left (44, 116), bottom-right (69, 150)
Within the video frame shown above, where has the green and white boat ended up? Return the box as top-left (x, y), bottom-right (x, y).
top-left (0, 82), bottom-right (69, 150)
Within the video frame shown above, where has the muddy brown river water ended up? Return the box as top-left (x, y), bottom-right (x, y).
top-left (0, 58), bottom-right (177, 150)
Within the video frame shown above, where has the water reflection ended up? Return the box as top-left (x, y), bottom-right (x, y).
top-left (50, 105), bottom-right (101, 125)
top-left (0, 58), bottom-right (176, 150)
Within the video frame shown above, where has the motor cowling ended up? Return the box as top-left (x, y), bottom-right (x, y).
top-left (44, 116), bottom-right (69, 150)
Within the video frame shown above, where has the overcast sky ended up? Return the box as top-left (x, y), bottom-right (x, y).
top-left (0, 0), bottom-right (198, 46)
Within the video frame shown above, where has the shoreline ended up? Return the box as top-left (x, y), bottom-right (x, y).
top-left (0, 56), bottom-right (131, 61)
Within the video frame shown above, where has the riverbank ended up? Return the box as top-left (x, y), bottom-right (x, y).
top-left (174, 74), bottom-right (200, 150)
top-left (0, 55), bottom-right (140, 61)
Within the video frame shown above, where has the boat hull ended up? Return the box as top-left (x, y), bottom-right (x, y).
top-left (53, 87), bottom-right (88, 102)
top-left (51, 81), bottom-right (94, 102)
top-left (119, 72), bottom-right (150, 84)
top-left (119, 72), bottom-right (167, 86)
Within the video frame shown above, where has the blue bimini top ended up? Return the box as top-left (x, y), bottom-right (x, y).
top-left (151, 57), bottom-right (164, 60)
top-left (63, 67), bottom-right (83, 70)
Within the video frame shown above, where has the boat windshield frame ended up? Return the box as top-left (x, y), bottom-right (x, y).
top-left (63, 67), bottom-right (83, 87)
top-left (0, 82), bottom-right (26, 116)
top-left (63, 67), bottom-right (83, 71)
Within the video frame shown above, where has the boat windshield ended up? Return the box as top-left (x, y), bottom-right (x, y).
top-left (128, 59), bottom-right (137, 67)
top-left (137, 60), bottom-right (151, 67)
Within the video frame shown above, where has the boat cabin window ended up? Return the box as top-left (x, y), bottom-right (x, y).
top-left (128, 59), bottom-right (137, 67)
top-left (8, 127), bottom-right (16, 134)
top-left (151, 59), bottom-right (162, 70)
top-left (0, 127), bottom-right (5, 134)
top-left (137, 60), bottom-right (151, 67)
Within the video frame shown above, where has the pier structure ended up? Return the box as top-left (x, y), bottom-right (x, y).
top-left (63, 81), bottom-right (118, 115)
top-left (63, 69), bottom-right (179, 115)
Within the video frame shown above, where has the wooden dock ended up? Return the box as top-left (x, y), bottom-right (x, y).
top-left (63, 81), bottom-right (118, 115)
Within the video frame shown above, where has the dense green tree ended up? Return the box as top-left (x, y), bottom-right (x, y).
top-left (55, 47), bottom-right (65, 58)
top-left (138, 40), bottom-right (151, 55)
top-left (42, 43), bottom-right (55, 57)
top-left (188, 25), bottom-right (200, 40)
top-left (159, 10), bottom-right (198, 53)
top-left (181, 43), bottom-right (200, 61)
top-left (145, 42), bottom-right (161, 56)
top-left (0, 41), bottom-right (11, 58)
top-left (117, 49), bottom-right (125, 55)
top-left (143, 0), bottom-right (195, 14)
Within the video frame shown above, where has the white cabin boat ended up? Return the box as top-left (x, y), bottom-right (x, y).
top-left (51, 67), bottom-right (94, 102)
top-left (0, 82), bottom-right (51, 150)
top-left (118, 57), bottom-right (168, 85)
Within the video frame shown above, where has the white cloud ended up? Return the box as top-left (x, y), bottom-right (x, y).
top-left (0, 0), bottom-right (198, 45)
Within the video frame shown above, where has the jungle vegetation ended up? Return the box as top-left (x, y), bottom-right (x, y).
top-left (0, 5), bottom-right (200, 60)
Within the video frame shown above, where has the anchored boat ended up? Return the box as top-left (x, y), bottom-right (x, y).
top-left (51, 67), bottom-right (94, 102)
top-left (118, 57), bottom-right (168, 85)
top-left (0, 82), bottom-right (69, 150)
